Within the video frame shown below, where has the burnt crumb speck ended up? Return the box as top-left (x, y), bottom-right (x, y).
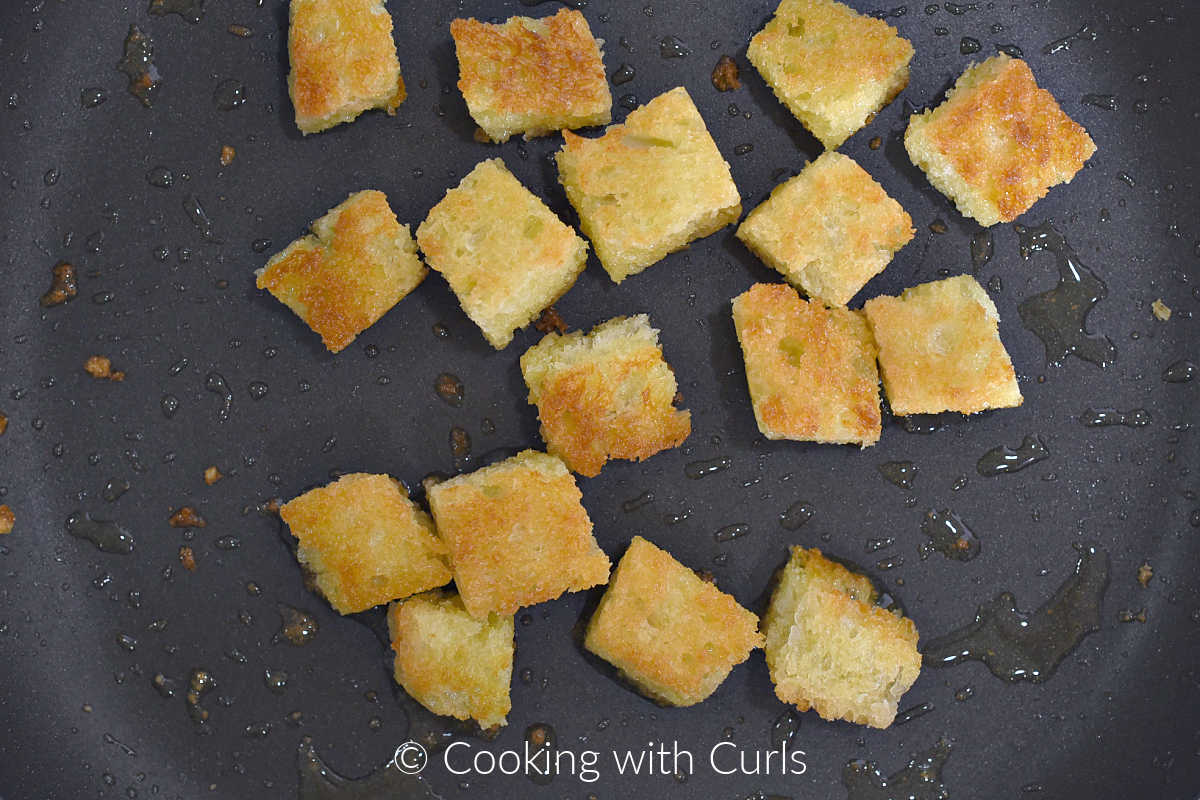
top-left (116, 25), bottom-right (162, 108)
top-left (1137, 562), bottom-right (1153, 587)
top-left (41, 261), bottom-right (78, 307)
top-left (435, 373), bottom-right (464, 407)
top-left (168, 506), bottom-right (206, 528)
top-left (711, 55), bottom-right (741, 91)
top-left (0, 505), bottom-right (14, 534)
top-left (84, 355), bottom-right (125, 381)
top-left (869, 136), bottom-right (882, 150)
top-left (535, 306), bottom-right (568, 334)
top-left (179, 545), bottom-right (197, 571)
top-left (227, 23), bottom-right (252, 37)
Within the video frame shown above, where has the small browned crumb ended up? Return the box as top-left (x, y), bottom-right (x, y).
top-left (711, 55), bottom-right (741, 91)
top-left (473, 127), bottom-right (492, 144)
top-left (261, 497), bottom-right (281, 515)
top-left (204, 466), bottom-right (223, 485)
top-left (179, 545), bottom-right (197, 572)
top-left (673, 391), bottom-right (685, 406)
top-left (40, 261), bottom-right (78, 307)
top-left (168, 506), bottom-right (206, 528)
top-left (0, 412), bottom-right (7, 436)
top-left (0, 505), bottom-right (13, 534)
top-left (869, 136), bottom-right (883, 150)
top-left (1117, 608), bottom-right (1147, 624)
top-left (228, 23), bottom-right (253, 37)
top-left (219, 145), bottom-right (236, 166)
top-left (1151, 299), bottom-right (1171, 321)
top-left (1137, 562), bottom-right (1153, 587)
top-left (421, 473), bottom-right (447, 496)
top-left (534, 305), bottom-right (568, 334)
top-left (694, 568), bottom-right (716, 584)
top-left (450, 425), bottom-right (471, 458)
top-left (84, 355), bottom-right (125, 381)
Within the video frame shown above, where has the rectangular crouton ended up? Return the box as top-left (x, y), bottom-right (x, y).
top-left (280, 473), bottom-right (451, 614)
top-left (556, 87), bottom-right (741, 283)
top-left (584, 536), bottom-right (763, 707)
top-left (904, 55), bottom-right (1096, 226)
top-left (737, 152), bottom-right (914, 307)
top-left (732, 283), bottom-right (882, 445)
top-left (520, 314), bottom-right (691, 477)
top-left (427, 450), bottom-right (610, 618)
top-left (762, 546), bottom-right (921, 728)
top-left (747, 0), bottom-right (913, 150)
top-left (452, 9), bottom-right (611, 143)
top-left (388, 590), bottom-right (513, 729)
top-left (288, 0), bottom-right (406, 134)
top-left (863, 274), bottom-right (1022, 415)
top-left (256, 190), bottom-right (426, 353)
top-left (416, 158), bottom-right (589, 349)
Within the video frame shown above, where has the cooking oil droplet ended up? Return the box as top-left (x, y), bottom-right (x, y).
top-left (684, 456), bottom-right (731, 479)
top-left (102, 479), bottom-right (130, 502)
top-left (116, 25), bottom-right (160, 107)
top-left (878, 461), bottom-right (916, 490)
top-left (779, 500), bottom-right (813, 530)
top-left (66, 512), bottom-right (134, 554)
top-left (1162, 359), bottom-right (1195, 383)
top-left (81, 87), bottom-right (108, 108)
top-left (213, 78), bottom-right (246, 110)
top-left (612, 63), bottom-right (636, 85)
top-left (186, 668), bottom-right (217, 725)
top-left (147, 165), bottom-right (175, 186)
top-left (970, 229), bottom-right (993, 271)
top-left (276, 604), bottom-right (319, 646)
top-left (920, 509), bottom-right (979, 561)
top-left (714, 523), bottom-right (750, 543)
top-left (264, 668), bottom-right (289, 695)
top-left (843, 738), bottom-right (951, 799)
top-left (976, 435), bottom-right (1048, 476)
top-left (148, 0), bottom-right (204, 24)
top-left (1081, 93), bottom-right (1118, 111)
top-left (183, 196), bottom-right (215, 239)
top-left (204, 372), bottom-right (233, 421)
top-left (622, 490), bottom-right (654, 512)
top-left (247, 380), bottom-right (269, 400)
top-left (769, 709), bottom-right (801, 748)
top-left (434, 373), bottom-right (464, 406)
top-left (160, 394), bottom-right (179, 418)
top-left (893, 701), bottom-right (935, 725)
top-left (524, 723), bottom-right (557, 785)
top-left (959, 36), bottom-right (981, 54)
top-left (1044, 22), bottom-right (1095, 54)
top-left (1079, 408), bottom-right (1150, 428)
top-left (659, 35), bottom-right (689, 58)
top-left (297, 739), bottom-right (440, 800)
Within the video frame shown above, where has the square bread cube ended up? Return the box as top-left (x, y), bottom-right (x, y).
top-left (388, 590), bottom-right (513, 729)
top-left (904, 55), bottom-right (1096, 226)
top-left (762, 546), bottom-right (921, 728)
top-left (416, 159), bottom-right (588, 349)
top-left (863, 274), bottom-right (1022, 415)
top-left (520, 314), bottom-right (691, 477)
top-left (747, 0), bottom-right (913, 150)
top-left (280, 473), bottom-right (451, 614)
top-left (556, 87), bottom-right (742, 283)
top-left (288, 0), bottom-right (406, 134)
top-left (427, 450), bottom-right (610, 617)
top-left (737, 152), bottom-right (914, 307)
top-left (451, 9), bottom-right (611, 143)
top-left (256, 190), bottom-right (425, 353)
top-left (732, 283), bottom-right (882, 446)
top-left (584, 536), bottom-right (763, 707)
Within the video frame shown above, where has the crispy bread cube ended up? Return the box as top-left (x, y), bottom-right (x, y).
top-left (584, 536), bottom-right (763, 706)
top-left (288, 0), bottom-right (406, 134)
top-left (736, 153), bottom-right (914, 307)
top-left (762, 546), bottom-right (920, 728)
top-left (747, 0), bottom-right (913, 150)
top-left (387, 590), bottom-right (513, 729)
top-left (256, 190), bottom-right (425, 353)
top-left (416, 159), bottom-right (588, 349)
top-left (732, 284), bottom-right (882, 445)
top-left (904, 55), bottom-right (1096, 226)
top-left (520, 315), bottom-right (691, 477)
top-left (427, 450), bottom-right (610, 617)
top-left (451, 9), bottom-right (611, 143)
top-left (556, 87), bottom-right (741, 283)
top-left (280, 473), bottom-right (451, 614)
top-left (863, 274), bottom-right (1022, 415)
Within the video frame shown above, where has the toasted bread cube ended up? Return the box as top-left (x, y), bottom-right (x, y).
top-left (556, 87), bottom-right (741, 283)
top-left (416, 159), bottom-right (588, 349)
top-left (520, 315), bottom-right (691, 477)
top-left (287, 0), bottom-right (406, 134)
top-left (280, 473), bottom-right (452, 614)
top-left (863, 274), bottom-right (1022, 415)
top-left (747, 0), bottom-right (913, 150)
top-left (256, 190), bottom-right (425, 353)
top-left (387, 590), bottom-right (513, 729)
top-left (451, 9), bottom-right (611, 143)
top-left (763, 546), bottom-right (920, 728)
top-left (732, 284), bottom-right (882, 445)
top-left (584, 536), bottom-right (763, 706)
top-left (737, 153), bottom-right (914, 307)
top-left (428, 450), bottom-right (610, 617)
top-left (904, 55), bottom-right (1096, 226)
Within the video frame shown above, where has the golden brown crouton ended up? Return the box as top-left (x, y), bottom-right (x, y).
top-left (732, 284), bottom-right (882, 445)
top-left (585, 536), bottom-right (763, 706)
top-left (863, 274), bottom-right (1022, 415)
top-left (556, 87), bottom-right (742, 283)
top-left (0, 505), bottom-right (13, 535)
top-left (288, 0), bottom-right (406, 134)
top-left (452, 9), bottom-right (611, 143)
top-left (256, 190), bottom-right (426, 353)
top-left (388, 590), bottom-right (513, 729)
top-left (747, 0), bottom-right (913, 150)
top-left (427, 450), bottom-right (610, 618)
top-left (280, 473), bottom-right (451, 615)
top-left (736, 152), bottom-right (914, 307)
top-left (904, 55), bottom-right (1096, 226)
top-left (520, 315), bottom-right (691, 476)
top-left (416, 159), bottom-right (589, 349)
top-left (762, 547), bottom-right (920, 728)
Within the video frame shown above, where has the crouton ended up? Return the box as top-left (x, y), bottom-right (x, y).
top-left (388, 590), bottom-right (513, 729)
top-left (747, 0), bottom-right (913, 150)
top-left (427, 450), bottom-right (610, 618)
top-left (732, 284), bottom-right (882, 445)
top-left (904, 55), bottom-right (1096, 226)
top-left (584, 536), bottom-right (763, 706)
top-left (451, 9), bottom-right (611, 143)
top-left (520, 315), bottom-right (691, 476)
top-left (736, 152), bottom-right (914, 307)
top-left (256, 190), bottom-right (426, 353)
top-left (416, 159), bottom-right (589, 349)
top-left (762, 546), bottom-right (921, 728)
top-left (556, 87), bottom-right (741, 283)
top-left (280, 473), bottom-right (451, 614)
top-left (863, 274), bottom-right (1022, 415)
top-left (287, 0), bottom-right (406, 134)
